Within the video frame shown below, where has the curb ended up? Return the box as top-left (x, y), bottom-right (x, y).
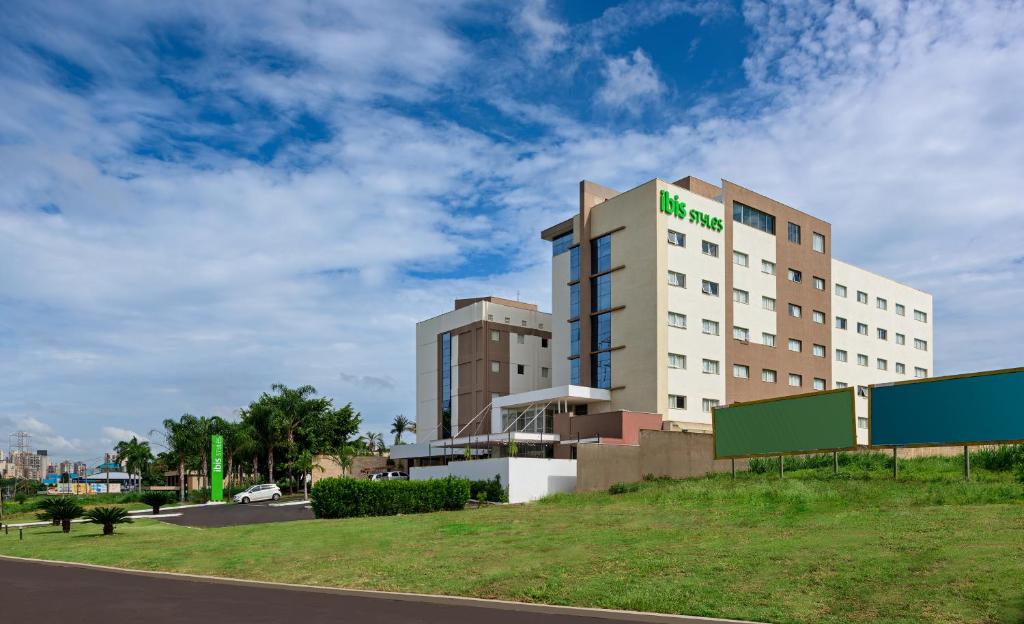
top-left (0, 554), bottom-right (761, 623)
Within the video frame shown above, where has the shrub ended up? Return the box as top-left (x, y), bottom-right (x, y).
top-left (36, 497), bottom-right (84, 533)
top-left (972, 445), bottom-right (1024, 472)
top-left (188, 488), bottom-right (211, 504)
top-left (140, 491), bottom-right (173, 514)
top-left (83, 506), bottom-right (133, 535)
top-left (608, 482), bottom-right (641, 495)
top-left (468, 474), bottom-right (508, 503)
top-left (310, 476), bottom-right (470, 519)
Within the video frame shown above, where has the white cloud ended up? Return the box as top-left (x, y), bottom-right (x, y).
top-left (100, 427), bottom-right (148, 446)
top-left (515, 0), bottom-right (569, 63)
top-left (597, 49), bottom-right (665, 111)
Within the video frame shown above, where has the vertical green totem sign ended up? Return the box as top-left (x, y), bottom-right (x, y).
top-left (211, 434), bottom-right (224, 502)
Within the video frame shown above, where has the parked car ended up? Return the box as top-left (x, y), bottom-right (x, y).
top-left (367, 471), bottom-right (409, 481)
top-left (233, 484), bottom-right (282, 503)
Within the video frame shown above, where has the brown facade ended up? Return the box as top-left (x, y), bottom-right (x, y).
top-left (553, 410), bottom-right (664, 459)
top-left (723, 180), bottom-right (832, 404)
top-left (437, 320), bottom-right (551, 438)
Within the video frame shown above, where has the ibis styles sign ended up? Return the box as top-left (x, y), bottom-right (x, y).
top-left (659, 189), bottom-right (723, 232)
top-left (210, 434), bottom-right (224, 502)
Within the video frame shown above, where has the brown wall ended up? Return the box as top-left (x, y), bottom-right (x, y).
top-left (576, 430), bottom-right (748, 491)
top-left (311, 455), bottom-right (393, 484)
top-left (723, 180), bottom-right (832, 404)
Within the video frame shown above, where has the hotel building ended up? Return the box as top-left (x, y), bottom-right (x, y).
top-left (410, 175), bottom-right (933, 456)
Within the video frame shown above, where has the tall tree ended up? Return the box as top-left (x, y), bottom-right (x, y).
top-left (114, 437), bottom-right (153, 493)
top-left (391, 414), bottom-right (411, 446)
top-left (221, 421), bottom-right (257, 488)
top-left (241, 400), bottom-right (278, 483)
top-left (158, 415), bottom-right (200, 502)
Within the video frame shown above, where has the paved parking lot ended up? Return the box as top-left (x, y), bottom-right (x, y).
top-left (156, 501), bottom-right (314, 528)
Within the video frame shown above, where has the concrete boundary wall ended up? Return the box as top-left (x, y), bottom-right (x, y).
top-left (410, 457), bottom-right (577, 504)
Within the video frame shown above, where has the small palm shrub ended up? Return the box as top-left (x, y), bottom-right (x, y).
top-left (36, 497), bottom-right (84, 533)
top-left (84, 506), bottom-right (134, 535)
top-left (140, 491), bottom-right (173, 514)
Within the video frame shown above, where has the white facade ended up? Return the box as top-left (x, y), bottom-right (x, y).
top-left (410, 457), bottom-right (577, 504)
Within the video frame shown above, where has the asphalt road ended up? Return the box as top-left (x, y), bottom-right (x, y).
top-left (0, 557), bottom-right (752, 624)
top-left (156, 501), bottom-right (314, 527)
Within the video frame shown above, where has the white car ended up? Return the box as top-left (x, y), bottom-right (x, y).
top-left (368, 471), bottom-right (409, 481)
top-left (233, 484), bottom-right (282, 504)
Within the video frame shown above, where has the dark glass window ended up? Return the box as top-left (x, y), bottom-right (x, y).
top-left (440, 332), bottom-right (452, 438)
top-left (569, 320), bottom-right (580, 357)
top-left (732, 201), bottom-right (776, 235)
top-left (569, 245), bottom-right (580, 282)
top-left (788, 222), bottom-right (801, 244)
top-left (569, 283), bottom-right (580, 319)
top-left (591, 235), bottom-right (611, 274)
top-left (570, 358), bottom-right (580, 385)
top-left (591, 351), bottom-right (612, 389)
top-left (592, 273), bottom-right (611, 311)
top-left (592, 312), bottom-right (612, 351)
top-left (552, 232), bottom-right (573, 256)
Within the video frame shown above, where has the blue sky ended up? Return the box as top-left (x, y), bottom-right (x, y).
top-left (1, 0), bottom-right (1022, 461)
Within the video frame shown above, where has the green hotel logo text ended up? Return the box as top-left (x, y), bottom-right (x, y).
top-left (659, 190), bottom-right (723, 232)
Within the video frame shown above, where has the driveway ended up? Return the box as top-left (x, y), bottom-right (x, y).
top-left (155, 500), bottom-right (314, 528)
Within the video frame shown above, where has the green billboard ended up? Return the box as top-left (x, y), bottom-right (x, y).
top-left (713, 388), bottom-right (857, 459)
top-left (210, 434), bottom-right (224, 501)
top-left (870, 367), bottom-right (1024, 447)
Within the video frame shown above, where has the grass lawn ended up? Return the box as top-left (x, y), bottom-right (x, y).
top-left (1, 458), bottom-right (1022, 624)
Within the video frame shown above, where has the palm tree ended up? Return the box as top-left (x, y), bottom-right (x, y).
top-left (84, 506), bottom-right (133, 535)
top-left (114, 437), bottom-right (153, 493)
top-left (290, 450), bottom-right (322, 500)
top-left (37, 497), bottom-right (84, 533)
top-left (391, 415), bottom-right (411, 446)
top-left (159, 414), bottom-right (201, 503)
top-left (222, 421), bottom-right (257, 489)
top-left (140, 491), bottom-right (172, 515)
top-left (241, 401), bottom-right (278, 483)
top-left (364, 432), bottom-right (385, 456)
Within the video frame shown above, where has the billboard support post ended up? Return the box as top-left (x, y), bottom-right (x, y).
top-left (779, 455), bottom-right (784, 479)
top-left (963, 445), bottom-right (970, 481)
top-left (892, 448), bottom-right (898, 479)
top-left (833, 451), bottom-right (838, 474)
top-left (731, 459), bottom-right (735, 479)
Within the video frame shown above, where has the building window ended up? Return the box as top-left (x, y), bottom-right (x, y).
top-left (592, 351), bottom-right (612, 389)
top-left (915, 367), bottom-right (928, 378)
top-left (836, 316), bottom-right (847, 330)
top-left (669, 394), bottom-right (687, 410)
top-left (516, 364), bottom-right (525, 375)
top-left (570, 357), bottom-right (580, 385)
top-left (592, 312), bottom-right (612, 351)
top-left (570, 321), bottom-right (581, 358)
top-left (668, 353), bottom-right (686, 369)
top-left (569, 245), bottom-right (580, 282)
top-left (733, 251), bottom-right (749, 267)
top-left (857, 291), bottom-right (868, 304)
top-left (702, 240), bottom-right (719, 257)
top-left (895, 333), bottom-right (906, 345)
top-left (517, 333), bottom-right (526, 344)
top-left (668, 311), bottom-right (687, 328)
top-left (914, 338), bottom-right (928, 351)
top-left (857, 417), bottom-right (869, 429)
top-left (702, 398), bottom-right (720, 413)
top-left (762, 260), bottom-right (776, 275)
top-left (836, 349), bottom-right (848, 362)
top-left (733, 201), bottom-right (776, 234)
top-left (702, 359), bottom-right (720, 375)
top-left (569, 283), bottom-right (580, 319)
top-left (895, 303), bottom-right (906, 316)
top-left (762, 369), bottom-right (777, 383)
top-left (733, 326), bottom-right (750, 341)
top-left (487, 314), bottom-right (494, 321)
top-left (541, 367), bottom-right (549, 378)
top-left (877, 358), bottom-right (887, 371)
top-left (522, 320), bottom-right (527, 327)
top-left (788, 338), bottom-right (802, 352)
top-left (440, 332), bottom-right (452, 438)
top-left (591, 234), bottom-right (612, 274)
top-left (877, 328), bottom-right (888, 341)
top-left (701, 280), bottom-right (720, 296)
top-left (762, 296), bottom-right (776, 311)
top-left (857, 386), bottom-right (868, 397)
top-left (876, 297), bottom-right (888, 310)
top-left (733, 364), bottom-right (750, 379)
top-left (788, 373), bottom-right (802, 387)
top-left (667, 230), bottom-right (685, 247)
top-left (813, 276), bottom-right (825, 290)
top-left (896, 362), bottom-right (906, 374)
top-left (857, 322), bottom-right (868, 335)
top-left (592, 273), bottom-right (612, 311)
top-left (762, 332), bottom-right (776, 347)
top-left (541, 338), bottom-right (548, 348)
top-left (813, 378), bottom-right (826, 391)
top-left (857, 354), bottom-right (868, 367)
top-left (787, 268), bottom-right (802, 283)
top-left (702, 319), bottom-right (720, 335)
top-left (812, 344), bottom-right (826, 358)
top-left (733, 289), bottom-right (749, 305)
top-left (836, 382), bottom-right (848, 388)
top-left (668, 270), bottom-right (686, 288)
top-left (914, 309), bottom-right (928, 323)
top-left (812, 310), bottom-right (825, 324)
top-left (490, 330), bottom-right (500, 342)
top-left (552, 231), bottom-right (573, 256)
top-left (835, 284), bottom-right (847, 297)
top-left (491, 361), bottom-right (500, 373)
top-left (788, 303), bottom-right (802, 318)
top-left (505, 316), bottom-right (511, 324)
top-left (812, 232), bottom-right (825, 253)
top-left (788, 222), bottom-right (801, 244)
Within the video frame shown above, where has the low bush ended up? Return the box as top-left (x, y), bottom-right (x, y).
top-left (468, 474), bottom-right (508, 503)
top-left (608, 482), bottom-right (641, 495)
top-left (188, 488), bottom-right (210, 504)
top-left (749, 451), bottom-right (894, 474)
top-left (972, 445), bottom-right (1024, 472)
top-left (310, 476), bottom-right (470, 519)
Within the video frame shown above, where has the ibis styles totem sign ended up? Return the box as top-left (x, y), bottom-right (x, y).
top-left (211, 434), bottom-right (224, 501)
